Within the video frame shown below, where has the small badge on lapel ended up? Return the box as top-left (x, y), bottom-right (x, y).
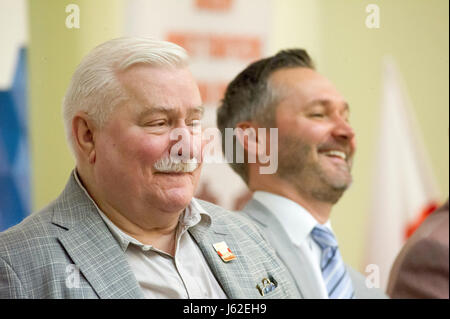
top-left (213, 241), bottom-right (236, 262)
top-left (256, 277), bottom-right (277, 296)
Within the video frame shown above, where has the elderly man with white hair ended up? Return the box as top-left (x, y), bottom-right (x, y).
top-left (0, 37), bottom-right (299, 299)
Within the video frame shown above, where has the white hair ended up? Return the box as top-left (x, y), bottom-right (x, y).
top-left (62, 37), bottom-right (189, 156)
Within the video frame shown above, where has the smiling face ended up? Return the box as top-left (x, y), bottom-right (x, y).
top-left (272, 67), bottom-right (356, 203)
top-left (91, 64), bottom-right (204, 216)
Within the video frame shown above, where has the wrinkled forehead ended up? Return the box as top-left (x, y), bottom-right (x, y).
top-left (117, 64), bottom-right (203, 116)
top-left (118, 64), bottom-right (199, 96)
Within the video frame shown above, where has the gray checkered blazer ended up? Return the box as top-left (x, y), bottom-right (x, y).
top-left (0, 173), bottom-right (300, 299)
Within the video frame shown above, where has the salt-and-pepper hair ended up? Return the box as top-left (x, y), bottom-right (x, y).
top-left (62, 37), bottom-right (189, 155)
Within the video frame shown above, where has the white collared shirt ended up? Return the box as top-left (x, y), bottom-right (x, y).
top-left (253, 191), bottom-right (333, 298)
top-left (74, 171), bottom-right (227, 299)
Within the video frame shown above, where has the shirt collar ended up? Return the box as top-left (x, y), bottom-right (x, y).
top-left (253, 191), bottom-right (332, 247)
top-left (72, 169), bottom-right (210, 252)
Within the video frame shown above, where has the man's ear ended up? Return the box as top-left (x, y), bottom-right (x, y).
top-left (235, 122), bottom-right (259, 158)
top-left (72, 112), bottom-right (97, 164)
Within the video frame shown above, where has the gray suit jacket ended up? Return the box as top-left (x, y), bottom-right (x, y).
top-left (387, 200), bottom-right (449, 298)
top-left (241, 199), bottom-right (387, 299)
top-left (0, 174), bottom-right (300, 299)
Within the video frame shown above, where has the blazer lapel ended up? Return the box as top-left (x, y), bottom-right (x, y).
top-left (189, 220), bottom-right (238, 298)
top-left (52, 173), bottom-right (144, 299)
top-left (242, 199), bottom-right (325, 299)
top-left (189, 217), bottom-right (260, 299)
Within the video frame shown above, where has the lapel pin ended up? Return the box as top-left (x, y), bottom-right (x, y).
top-left (213, 241), bottom-right (236, 262)
top-left (256, 277), bottom-right (277, 296)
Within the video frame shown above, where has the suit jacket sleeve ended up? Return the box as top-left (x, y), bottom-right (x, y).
top-left (0, 256), bottom-right (29, 299)
top-left (389, 237), bottom-right (449, 299)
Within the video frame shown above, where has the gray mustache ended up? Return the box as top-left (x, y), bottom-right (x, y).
top-left (153, 157), bottom-right (199, 173)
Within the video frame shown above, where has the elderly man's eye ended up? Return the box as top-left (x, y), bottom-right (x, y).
top-left (146, 120), bottom-right (167, 127)
top-left (309, 113), bottom-right (325, 118)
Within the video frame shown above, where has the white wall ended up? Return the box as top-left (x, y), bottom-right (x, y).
top-left (0, 0), bottom-right (28, 89)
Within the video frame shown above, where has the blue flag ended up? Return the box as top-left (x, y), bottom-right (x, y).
top-left (0, 47), bottom-right (31, 231)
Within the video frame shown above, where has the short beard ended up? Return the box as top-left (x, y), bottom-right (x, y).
top-left (276, 136), bottom-right (351, 204)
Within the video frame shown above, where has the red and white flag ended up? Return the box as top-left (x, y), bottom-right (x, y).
top-left (365, 57), bottom-right (440, 290)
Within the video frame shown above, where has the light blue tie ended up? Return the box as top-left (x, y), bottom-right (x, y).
top-left (311, 225), bottom-right (355, 299)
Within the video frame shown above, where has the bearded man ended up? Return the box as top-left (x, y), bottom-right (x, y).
top-left (217, 49), bottom-right (386, 299)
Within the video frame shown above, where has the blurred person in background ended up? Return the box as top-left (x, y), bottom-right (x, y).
top-left (388, 199), bottom-right (449, 298)
top-left (217, 49), bottom-right (386, 299)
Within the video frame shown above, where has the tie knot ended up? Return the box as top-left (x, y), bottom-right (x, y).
top-left (311, 225), bottom-right (338, 250)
